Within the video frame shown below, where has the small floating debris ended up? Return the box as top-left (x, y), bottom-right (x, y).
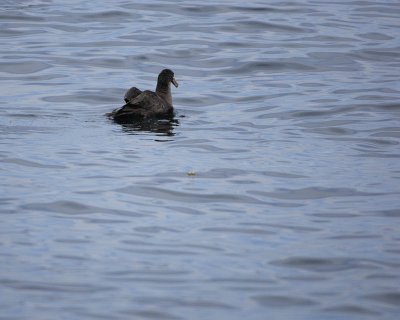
top-left (187, 170), bottom-right (197, 176)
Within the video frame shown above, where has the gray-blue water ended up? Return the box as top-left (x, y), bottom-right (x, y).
top-left (1, 1), bottom-right (400, 319)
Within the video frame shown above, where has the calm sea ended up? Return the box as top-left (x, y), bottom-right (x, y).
top-left (1, 0), bottom-right (400, 319)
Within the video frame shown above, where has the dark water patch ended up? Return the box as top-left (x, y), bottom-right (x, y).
top-left (323, 304), bottom-right (380, 316)
top-left (364, 292), bottom-right (400, 307)
top-left (262, 201), bottom-right (305, 208)
top-left (6, 113), bottom-right (38, 118)
top-left (152, 23), bottom-right (219, 34)
top-left (165, 206), bottom-right (205, 215)
top-left (84, 218), bottom-right (129, 224)
top-left (122, 248), bottom-right (198, 256)
top-left (101, 276), bottom-right (187, 284)
top-left (120, 309), bottom-right (181, 320)
top-left (252, 295), bottom-right (317, 307)
top-left (136, 296), bottom-right (236, 310)
top-left (304, 212), bottom-right (360, 219)
top-left (54, 238), bottom-right (92, 244)
top-left (229, 5), bottom-right (308, 13)
top-left (180, 5), bottom-right (230, 15)
top-left (252, 187), bottom-right (379, 200)
top-left (355, 94), bottom-right (399, 102)
top-left (209, 277), bottom-right (276, 285)
top-left (351, 47), bottom-right (400, 62)
top-left (0, 28), bottom-right (31, 37)
top-left (82, 10), bottom-right (132, 20)
top-left (365, 273), bottom-right (399, 280)
top-left (121, 240), bottom-right (224, 254)
top-left (358, 32), bottom-right (394, 41)
top-left (223, 61), bottom-right (314, 75)
top-left (354, 101), bottom-right (400, 114)
top-left (119, 33), bottom-right (165, 42)
top-left (53, 254), bottom-right (93, 261)
top-left (309, 98), bottom-right (339, 104)
top-left (241, 222), bottom-right (320, 233)
top-left (326, 234), bottom-right (380, 240)
top-left (329, 136), bottom-right (398, 147)
top-left (21, 201), bottom-right (101, 215)
top-left (220, 20), bottom-right (307, 33)
top-left (49, 24), bottom-right (89, 33)
top-left (20, 201), bottom-right (144, 217)
top-left (134, 226), bottom-right (179, 234)
top-left (0, 209), bottom-right (17, 215)
top-left (180, 4), bottom-right (307, 15)
top-left (307, 52), bottom-right (362, 71)
top-left (303, 126), bottom-right (357, 136)
top-left (290, 108), bottom-right (336, 118)
top-left (3, 279), bottom-right (114, 293)
top-left (370, 128), bottom-right (400, 139)
top-left (63, 40), bottom-right (134, 48)
top-left (299, 119), bottom-right (357, 128)
top-left (334, 88), bottom-right (400, 95)
top-left (105, 269), bottom-right (188, 277)
top-left (271, 257), bottom-right (391, 272)
top-left (1, 158), bottom-right (66, 169)
top-left (177, 168), bottom-right (247, 179)
top-left (219, 41), bottom-right (257, 48)
top-left (70, 310), bottom-right (116, 320)
top-left (202, 227), bottom-right (274, 235)
top-left (178, 243), bottom-right (223, 252)
top-left (298, 82), bottom-right (328, 88)
top-left (116, 185), bottom-right (265, 204)
top-left (298, 35), bottom-right (356, 43)
top-left (0, 61), bottom-right (50, 74)
top-left (371, 209), bottom-right (400, 218)
top-left (0, 198), bottom-right (17, 205)
top-left (0, 13), bottom-right (44, 22)
top-left (352, 5), bottom-right (400, 16)
top-left (355, 152), bottom-right (400, 159)
top-left (282, 275), bottom-right (327, 282)
top-left (168, 168), bottom-right (307, 179)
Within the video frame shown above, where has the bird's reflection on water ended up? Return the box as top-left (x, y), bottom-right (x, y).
top-left (117, 117), bottom-right (179, 137)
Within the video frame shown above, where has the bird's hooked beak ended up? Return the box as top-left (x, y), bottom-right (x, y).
top-left (172, 77), bottom-right (179, 88)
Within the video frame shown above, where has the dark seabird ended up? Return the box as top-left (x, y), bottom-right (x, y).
top-left (108, 69), bottom-right (178, 123)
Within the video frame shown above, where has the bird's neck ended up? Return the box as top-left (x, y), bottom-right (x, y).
top-left (156, 83), bottom-right (172, 106)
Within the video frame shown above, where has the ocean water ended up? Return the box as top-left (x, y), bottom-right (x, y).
top-left (1, 0), bottom-right (400, 319)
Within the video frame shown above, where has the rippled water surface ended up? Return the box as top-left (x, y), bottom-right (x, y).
top-left (1, 0), bottom-right (400, 319)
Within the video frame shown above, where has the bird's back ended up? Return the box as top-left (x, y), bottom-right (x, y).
top-left (124, 87), bottom-right (142, 103)
top-left (110, 91), bottom-right (173, 122)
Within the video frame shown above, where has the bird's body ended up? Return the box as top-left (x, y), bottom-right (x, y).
top-left (108, 69), bottom-right (178, 123)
